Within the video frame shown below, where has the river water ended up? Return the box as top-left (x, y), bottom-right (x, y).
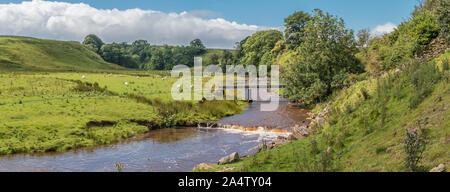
top-left (0, 100), bottom-right (309, 172)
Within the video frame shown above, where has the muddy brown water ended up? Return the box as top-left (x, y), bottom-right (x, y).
top-left (0, 100), bottom-right (309, 172)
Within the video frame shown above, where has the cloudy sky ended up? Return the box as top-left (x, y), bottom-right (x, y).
top-left (0, 0), bottom-right (417, 48)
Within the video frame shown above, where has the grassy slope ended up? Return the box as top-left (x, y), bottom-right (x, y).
top-left (0, 36), bottom-right (124, 72)
top-left (204, 52), bottom-right (449, 172)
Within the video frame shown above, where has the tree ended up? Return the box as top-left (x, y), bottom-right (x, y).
top-left (240, 30), bottom-right (283, 67)
top-left (130, 40), bottom-right (150, 55)
top-left (284, 11), bottom-right (311, 48)
top-left (220, 50), bottom-right (235, 70)
top-left (357, 28), bottom-right (371, 47)
top-left (147, 48), bottom-right (164, 70)
top-left (82, 34), bottom-right (104, 54)
top-left (209, 53), bottom-right (220, 65)
top-left (283, 9), bottom-right (363, 103)
top-left (190, 39), bottom-right (205, 49)
top-left (235, 36), bottom-right (249, 60)
top-left (161, 45), bottom-right (174, 70)
top-left (436, 0), bottom-right (450, 42)
top-left (100, 43), bottom-right (138, 68)
top-left (129, 40), bottom-right (151, 65)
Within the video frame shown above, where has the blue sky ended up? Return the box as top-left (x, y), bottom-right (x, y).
top-left (15, 0), bottom-right (417, 30)
top-left (0, 0), bottom-right (419, 48)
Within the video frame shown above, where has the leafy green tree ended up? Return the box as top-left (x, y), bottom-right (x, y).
top-left (284, 11), bottom-right (311, 48)
top-left (161, 45), bottom-right (175, 70)
top-left (147, 48), bottom-right (164, 70)
top-left (82, 34), bottom-right (104, 54)
top-left (240, 30), bottom-right (283, 67)
top-left (130, 40), bottom-right (151, 63)
top-left (235, 36), bottom-right (249, 60)
top-left (190, 39), bottom-right (205, 48)
top-left (220, 50), bottom-right (234, 70)
top-left (100, 43), bottom-right (138, 68)
top-left (436, 0), bottom-right (449, 42)
top-left (209, 53), bottom-right (220, 66)
top-left (357, 28), bottom-right (371, 47)
top-left (283, 9), bottom-right (363, 103)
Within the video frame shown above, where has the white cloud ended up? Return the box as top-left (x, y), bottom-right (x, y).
top-left (370, 22), bottom-right (397, 37)
top-left (0, 0), bottom-right (274, 48)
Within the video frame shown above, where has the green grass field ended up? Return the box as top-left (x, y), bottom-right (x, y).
top-left (0, 72), bottom-right (244, 155)
top-left (0, 36), bottom-right (244, 155)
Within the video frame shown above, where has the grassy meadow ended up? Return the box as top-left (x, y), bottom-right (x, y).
top-left (0, 35), bottom-right (246, 156)
top-left (0, 71), bottom-right (244, 155)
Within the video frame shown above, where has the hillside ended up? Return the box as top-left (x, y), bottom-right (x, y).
top-left (197, 0), bottom-right (449, 172)
top-left (0, 36), bottom-right (124, 71)
top-left (199, 51), bottom-right (449, 172)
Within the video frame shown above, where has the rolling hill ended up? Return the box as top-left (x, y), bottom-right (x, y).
top-left (0, 36), bottom-right (125, 72)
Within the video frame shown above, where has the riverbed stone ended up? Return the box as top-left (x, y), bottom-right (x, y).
top-left (430, 164), bottom-right (446, 172)
top-left (218, 152), bottom-right (240, 165)
top-left (193, 163), bottom-right (216, 171)
top-left (292, 124), bottom-right (310, 137)
top-left (287, 134), bottom-right (298, 141)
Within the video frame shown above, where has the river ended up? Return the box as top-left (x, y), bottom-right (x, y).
top-left (0, 100), bottom-right (309, 172)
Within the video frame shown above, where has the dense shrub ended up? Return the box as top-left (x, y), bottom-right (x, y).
top-left (404, 120), bottom-right (428, 172)
top-left (364, 10), bottom-right (440, 71)
top-left (407, 60), bottom-right (442, 109)
top-left (436, 0), bottom-right (450, 42)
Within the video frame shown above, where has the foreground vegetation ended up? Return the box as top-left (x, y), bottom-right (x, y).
top-left (205, 53), bottom-right (448, 172)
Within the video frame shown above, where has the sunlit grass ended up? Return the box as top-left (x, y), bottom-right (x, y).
top-left (0, 72), bottom-right (244, 155)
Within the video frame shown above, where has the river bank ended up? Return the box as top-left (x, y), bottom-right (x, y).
top-left (0, 99), bottom-right (311, 172)
top-left (192, 101), bottom-right (326, 172)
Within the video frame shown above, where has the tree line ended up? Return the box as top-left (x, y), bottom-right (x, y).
top-left (236, 1), bottom-right (447, 103)
top-left (82, 0), bottom-right (448, 104)
top-left (82, 36), bottom-right (239, 70)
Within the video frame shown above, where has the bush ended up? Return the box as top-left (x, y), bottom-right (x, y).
top-left (404, 120), bottom-right (428, 172)
top-left (436, 0), bottom-right (450, 42)
top-left (407, 60), bottom-right (442, 109)
top-left (365, 10), bottom-right (440, 71)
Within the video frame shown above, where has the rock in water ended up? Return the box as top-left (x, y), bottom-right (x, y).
top-left (218, 152), bottom-right (239, 165)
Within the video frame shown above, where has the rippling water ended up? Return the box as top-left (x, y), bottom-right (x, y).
top-left (0, 101), bottom-right (309, 172)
